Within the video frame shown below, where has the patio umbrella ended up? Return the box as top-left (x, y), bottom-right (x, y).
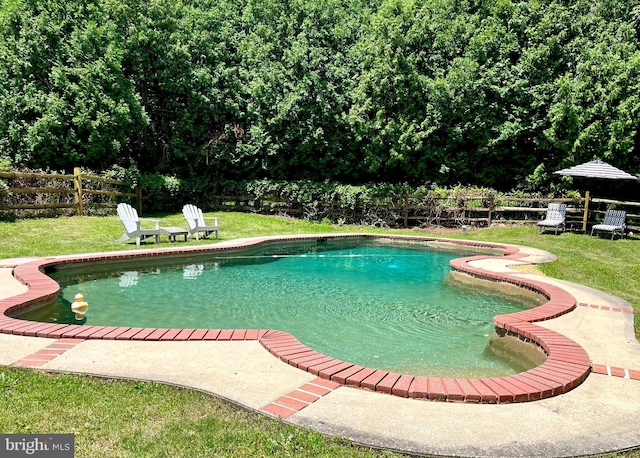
top-left (553, 160), bottom-right (638, 231)
top-left (553, 159), bottom-right (638, 181)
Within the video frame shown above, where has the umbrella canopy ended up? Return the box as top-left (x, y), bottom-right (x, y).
top-left (553, 160), bottom-right (637, 232)
top-left (554, 160), bottom-right (638, 181)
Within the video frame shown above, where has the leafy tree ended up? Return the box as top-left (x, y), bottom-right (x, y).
top-left (240, 0), bottom-right (370, 182)
top-left (119, 0), bottom-right (248, 178)
top-left (0, 0), bottom-right (638, 191)
top-left (542, 0), bottom-right (640, 171)
top-left (0, 0), bottom-right (147, 169)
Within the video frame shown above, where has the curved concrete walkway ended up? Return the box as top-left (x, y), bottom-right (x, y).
top-left (1, 235), bottom-right (640, 457)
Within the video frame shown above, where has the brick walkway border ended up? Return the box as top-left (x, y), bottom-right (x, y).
top-left (12, 338), bottom-right (85, 367)
top-left (0, 234), bottom-right (613, 403)
top-left (261, 377), bottom-right (341, 418)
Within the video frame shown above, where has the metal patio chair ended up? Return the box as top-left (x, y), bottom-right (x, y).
top-left (590, 209), bottom-right (626, 240)
top-left (537, 203), bottom-right (567, 235)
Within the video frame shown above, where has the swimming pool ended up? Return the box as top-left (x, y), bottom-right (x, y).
top-left (19, 237), bottom-right (543, 378)
top-left (3, 234), bottom-right (591, 403)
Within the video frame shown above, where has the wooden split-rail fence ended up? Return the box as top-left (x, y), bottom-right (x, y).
top-left (2, 168), bottom-right (638, 231)
top-left (214, 192), bottom-right (640, 232)
top-left (0, 167), bottom-right (141, 216)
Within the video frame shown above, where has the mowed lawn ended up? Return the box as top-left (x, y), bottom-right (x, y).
top-left (0, 212), bottom-right (639, 457)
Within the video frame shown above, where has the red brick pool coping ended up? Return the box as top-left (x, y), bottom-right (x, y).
top-left (0, 234), bottom-right (592, 403)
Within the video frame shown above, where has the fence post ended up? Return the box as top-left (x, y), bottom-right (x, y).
top-left (73, 167), bottom-right (83, 216)
top-left (582, 191), bottom-right (590, 232)
top-left (403, 193), bottom-right (409, 228)
top-left (136, 185), bottom-right (142, 214)
top-left (487, 196), bottom-right (494, 226)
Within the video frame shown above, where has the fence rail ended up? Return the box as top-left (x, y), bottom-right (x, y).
top-left (214, 193), bottom-right (640, 232)
top-left (0, 168), bottom-right (141, 216)
top-left (2, 169), bottom-right (638, 232)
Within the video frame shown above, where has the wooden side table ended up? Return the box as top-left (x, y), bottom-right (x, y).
top-left (160, 226), bottom-right (189, 242)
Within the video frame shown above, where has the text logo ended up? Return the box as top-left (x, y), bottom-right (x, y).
top-left (0, 434), bottom-right (74, 457)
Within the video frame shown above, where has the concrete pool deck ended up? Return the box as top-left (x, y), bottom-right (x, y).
top-left (1, 235), bottom-right (640, 457)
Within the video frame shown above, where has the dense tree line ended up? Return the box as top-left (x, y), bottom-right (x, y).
top-left (1, 0), bottom-right (639, 192)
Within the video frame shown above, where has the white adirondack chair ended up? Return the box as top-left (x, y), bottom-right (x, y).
top-left (116, 203), bottom-right (161, 246)
top-left (182, 204), bottom-right (219, 240)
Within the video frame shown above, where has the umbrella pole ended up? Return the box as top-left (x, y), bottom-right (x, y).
top-left (582, 190), bottom-right (590, 232)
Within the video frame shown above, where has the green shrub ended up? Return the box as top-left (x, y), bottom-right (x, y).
top-left (138, 174), bottom-right (185, 213)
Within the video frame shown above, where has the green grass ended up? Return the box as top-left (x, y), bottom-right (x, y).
top-left (0, 368), bottom-right (398, 458)
top-left (0, 212), bottom-right (639, 457)
top-left (0, 212), bottom-right (345, 258)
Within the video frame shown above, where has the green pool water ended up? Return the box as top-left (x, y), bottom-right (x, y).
top-left (25, 238), bottom-right (542, 377)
